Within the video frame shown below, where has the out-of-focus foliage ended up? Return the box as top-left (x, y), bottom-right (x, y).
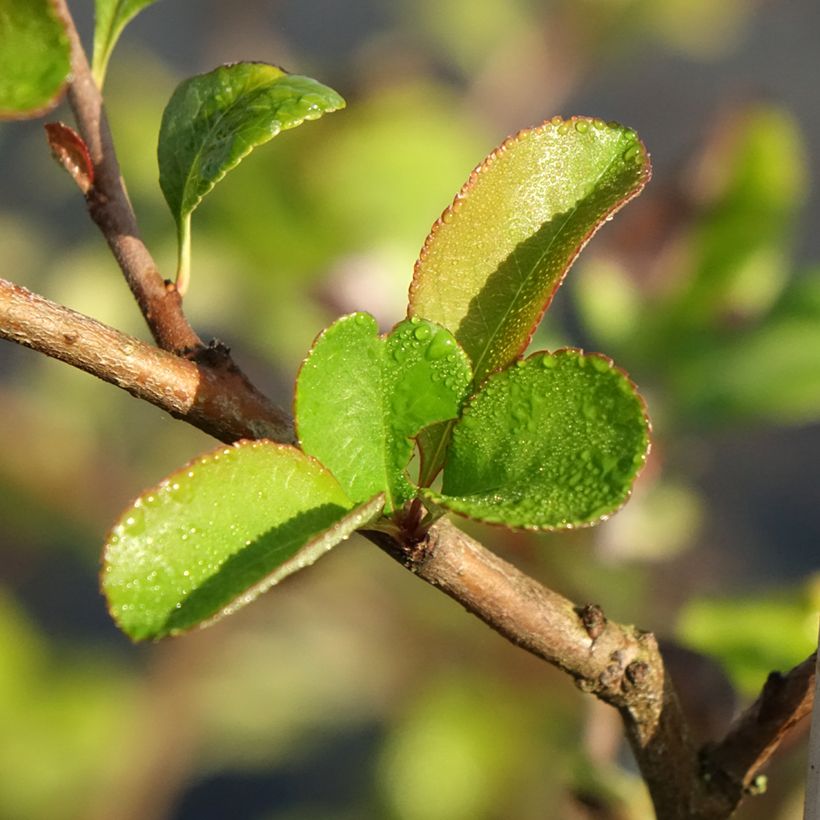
top-left (0, 593), bottom-right (135, 820)
top-left (677, 576), bottom-right (820, 697)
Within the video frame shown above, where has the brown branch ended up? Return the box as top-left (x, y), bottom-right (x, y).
top-left (699, 652), bottom-right (817, 815)
top-left (0, 278), bottom-right (293, 444)
top-left (51, 0), bottom-right (201, 353)
top-left (366, 519), bottom-right (708, 819)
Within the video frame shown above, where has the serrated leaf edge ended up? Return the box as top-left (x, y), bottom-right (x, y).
top-left (101, 439), bottom-right (378, 641)
top-left (422, 347), bottom-right (652, 532)
top-left (407, 116), bottom-right (652, 381)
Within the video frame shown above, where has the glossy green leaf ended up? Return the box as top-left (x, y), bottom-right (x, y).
top-left (423, 350), bottom-right (650, 529)
top-left (408, 117), bottom-right (651, 386)
top-left (296, 313), bottom-right (472, 513)
top-left (0, 0), bottom-right (71, 119)
top-left (92, 0), bottom-right (159, 88)
top-left (158, 62), bottom-right (345, 292)
top-left (102, 440), bottom-right (384, 640)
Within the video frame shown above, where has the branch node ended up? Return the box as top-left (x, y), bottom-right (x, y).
top-left (578, 603), bottom-right (607, 640)
top-left (625, 659), bottom-right (650, 689)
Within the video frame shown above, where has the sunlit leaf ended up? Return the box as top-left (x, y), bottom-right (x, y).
top-left (0, 0), bottom-right (70, 119)
top-left (92, 0), bottom-right (159, 88)
top-left (408, 117), bottom-right (650, 386)
top-left (158, 62), bottom-right (345, 292)
top-left (296, 313), bottom-right (472, 513)
top-left (423, 350), bottom-right (650, 529)
top-left (102, 440), bottom-right (383, 640)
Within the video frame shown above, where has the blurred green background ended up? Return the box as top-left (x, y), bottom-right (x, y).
top-left (1, 0), bottom-right (819, 818)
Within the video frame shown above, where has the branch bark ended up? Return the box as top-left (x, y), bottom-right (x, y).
top-left (0, 278), bottom-right (293, 444)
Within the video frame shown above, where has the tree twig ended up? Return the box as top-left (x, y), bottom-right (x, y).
top-left (701, 651), bottom-right (817, 815)
top-left (0, 277), bottom-right (293, 444)
top-left (51, 0), bottom-right (201, 354)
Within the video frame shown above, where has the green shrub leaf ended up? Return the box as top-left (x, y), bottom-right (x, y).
top-left (102, 440), bottom-right (383, 641)
top-left (408, 117), bottom-right (651, 386)
top-left (158, 62), bottom-right (345, 292)
top-left (92, 0), bottom-right (159, 88)
top-left (0, 0), bottom-right (71, 119)
top-left (296, 313), bottom-right (472, 513)
top-left (423, 350), bottom-right (650, 529)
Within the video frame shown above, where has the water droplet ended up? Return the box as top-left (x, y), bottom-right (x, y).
top-left (541, 355), bottom-right (558, 369)
top-left (551, 115), bottom-right (563, 126)
top-left (590, 356), bottom-right (611, 373)
top-left (442, 210), bottom-right (454, 224)
top-left (414, 324), bottom-right (432, 341)
top-left (557, 123), bottom-right (570, 136)
top-left (592, 118), bottom-right (605, 130)
top-left (354, 313), bottom-right (369, 325)
top-left (124, 508), bottom-right (145, 536)
top-left (623, 144), bottom-right (640, 163)
top-left (392, 346), bottom-right (407, 363)
top-left (574, 120), bottom-right (589, 134)
top-left (425, 333), bottom-right (455, 361)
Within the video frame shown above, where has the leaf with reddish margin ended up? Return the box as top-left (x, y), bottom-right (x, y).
top-left (102, 440), bottom-right (384, 641)
top-left (408, 117), bottom-right (651, 483)
top-left (422, 350), bottom-right (650, 530)
top-left (408, 117), bottom-right (651, 385)
top-left (45, 122), bottom-right (95, 194)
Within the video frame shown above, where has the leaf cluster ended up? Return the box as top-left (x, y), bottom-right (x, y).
top-left (1, 2), bottom-right (652, 641)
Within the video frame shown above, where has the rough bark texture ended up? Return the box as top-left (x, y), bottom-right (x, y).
top-left (0, 278), bottom-right (293, 444)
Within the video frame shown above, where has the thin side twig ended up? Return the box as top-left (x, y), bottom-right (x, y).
top-left (51, 0), bottom-right (201, 353)
top-left (701, 651), bottom-right (817, 816)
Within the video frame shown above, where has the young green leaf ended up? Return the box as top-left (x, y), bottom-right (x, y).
top-left (102, 440), bottom-right (383, 641)
top-left (92, 0), bottom-right (159, 88)
top-left (296, 313), bottom-right (472, 513)
top-left (408, 117), bottom-right (651, 386)
top-left (158, 62), bottom-right (345, 294)
top-left (0, 0), bottom-right (71, 119)
top-left (423, 350), bottom-right (650, 530)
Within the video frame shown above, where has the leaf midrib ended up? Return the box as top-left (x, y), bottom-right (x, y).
top-left (177, 72), bottom-right (281, 220)
top-left (468, 139), bottom-right (630, 382)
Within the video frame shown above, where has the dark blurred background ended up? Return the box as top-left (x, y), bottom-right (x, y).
top-left (1, 1), bottom-right (819, 818)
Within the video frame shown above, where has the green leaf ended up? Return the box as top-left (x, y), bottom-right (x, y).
top-left (157, 62), bottom-right (345, 293)
top-left (296, 313), bottom-right (473, 513)
top-left (408, 117), bottom-right (651, 386)
top-left (92, 0), bottom-right (159, 88)
top-left (0, 0), bottom-right (71, 119)
top-left (102, 440), bottom-right (383, 641)
top-left (423, 350), bottom-right (650, 529)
